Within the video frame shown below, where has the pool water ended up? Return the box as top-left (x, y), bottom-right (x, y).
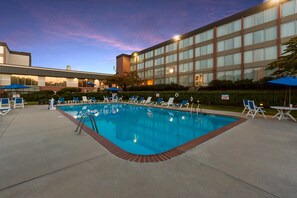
top-left (59, 104), bottom-right (238, 155)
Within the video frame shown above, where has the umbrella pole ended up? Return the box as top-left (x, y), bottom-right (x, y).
top-left (289, 86), bottom-right (291, 105)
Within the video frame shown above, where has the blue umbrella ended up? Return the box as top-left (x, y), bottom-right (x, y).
top-left (0, 84), bottom-right (30, 89)
top-left (268, 76), bottom-right (297, 105)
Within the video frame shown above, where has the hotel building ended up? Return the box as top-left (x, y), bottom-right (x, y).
top-left (116, 0), bottom-right (297, 87)
top-left (0, 42), bottom-right (112, 92)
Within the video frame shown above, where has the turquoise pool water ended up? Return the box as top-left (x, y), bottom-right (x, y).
top-left (59, 104), bottom-right (238, 155)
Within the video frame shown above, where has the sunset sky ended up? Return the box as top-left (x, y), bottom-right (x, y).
top-left (1, 0), bottom-right (264, 74)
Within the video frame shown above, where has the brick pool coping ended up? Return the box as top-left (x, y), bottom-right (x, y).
top-left (57, 104), bottom-right (246, 163)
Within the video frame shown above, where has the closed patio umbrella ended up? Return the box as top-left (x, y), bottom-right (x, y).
top-left (268, 76), bottom-right (297, 105)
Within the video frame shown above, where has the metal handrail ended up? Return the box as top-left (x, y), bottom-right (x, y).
top-left (74, 104), bottom-right (99, 135)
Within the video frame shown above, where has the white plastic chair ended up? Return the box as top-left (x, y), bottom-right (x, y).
top-left (246, 100), bottom-right (266, 119)
top-left (162, 97), bottom-right (174, 107)
top-left (14, 98), bottom-right (24, 109)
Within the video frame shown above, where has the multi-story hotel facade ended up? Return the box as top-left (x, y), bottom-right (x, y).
top-left (0, 42), bottom-right (112, 92)
top-left (116, 0), bottom-right (297, 87)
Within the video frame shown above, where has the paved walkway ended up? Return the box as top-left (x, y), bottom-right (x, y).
top-left (0, 105), bottom-right (296, 198)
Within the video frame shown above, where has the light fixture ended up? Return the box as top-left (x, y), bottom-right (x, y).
top-left (169, 117), bottom-right (173, 122)
top-left (173, 35), bottom-right (180, 41)
top-left (182, 116), bottom-right (185, 120)
top-left (169, 68), bottom-right (174, 73)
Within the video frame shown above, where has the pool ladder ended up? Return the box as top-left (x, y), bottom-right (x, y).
top-left (75, 112), bottom-right (99, 135)
top-left (190, 103), bottom-right (203, 115)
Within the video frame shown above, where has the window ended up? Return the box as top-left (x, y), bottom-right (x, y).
top-left (244, 67), bottom-right (265, 81)
top-left (217, 53), bottom-right (241, 67)
top-left (145, 70), bottom-right (153, 78)
top-left (165, 77), bottom-right (177, 84)
top-left (217, 36), bottom-right (241, 51)
top-left (130, 65), bottom-right (136, 71)
top-left (138, 54), bottom-right (144, 62)
top-left (196, 58), bottom-right (213, 70)
top-left (202, 73), bottom-right (213, 85)
top-left (265, 26), bottom-right (277, 41)
top-left (154, 78), bottom-right (164, 85)
top-left (217, 70), bottom-right (241, 81)
top-left (244, 26), bottom-right (277, 46)
top-left (196, 44), bottom-right (213, 56)
top-left (282, 0), bottom-right (296, 17)
top-left (179, 49), bottom-right (193, 60)
top-left (154, 68), bottom-right (164, 77)
top-left (254, 30), bottom-right (264, 44)
top-left (166, 43), bottom-right (177, 52)
top-left (145, 60), bottom-right (153, 68)
top-left (179, 75), bottom-right (193, 86)
top-left (264, 7), bottom-right (277, 23)
top-left (166, 54), bottom-right (177, 63)
top-left (179, 37), bottom-right (193, 48)
top-left (11, 75), bottom-right (38, 86)
top-left (195, 29), bottom-right (213, 43)
top-left (179, 62), bottom-right (193, 73)
top-left (217, 19), bottom-right (241, 37)
top-left (166, 65), bottom-right (177, 74)
top-left (281, 21), bottom-right (295, 38)
top-left (154, 47), bottom-right (164, 56)
top-left (244, 46), bottom-right (277, 63)
top-left (137, 62), bottom-right (144, 70)
top-left (154, 57), bottom-right (164, 66)
top-left (145, 51), bottom-right (153, 59)
top-left (47, 77), bottom-right (66, 86)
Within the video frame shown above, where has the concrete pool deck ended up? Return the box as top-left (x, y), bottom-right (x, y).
top-left (0, 105), bottom-right (296, 198)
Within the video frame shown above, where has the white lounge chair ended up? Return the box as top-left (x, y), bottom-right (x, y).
top-left (103, 96), bottom-right (109, 103)
top-left (0, 98), bottom-right (10, 108)
top-left (242, 99), bottom-right (249, 114)
top-left (162, 97), bottom-right (174, 107)
top-left (82, 96), bottom-right (89, 103)
top-left (14, 98), bottom-right (24, 109)
top-left (142, 97), bottom-right (152, 104)
top-left (246, 100), bottom-right (266, 119)
top-left (0, 107), bottom-right (11, 115)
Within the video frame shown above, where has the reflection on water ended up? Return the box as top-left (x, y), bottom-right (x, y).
top-left (59, 104), bottom-right (237, 155)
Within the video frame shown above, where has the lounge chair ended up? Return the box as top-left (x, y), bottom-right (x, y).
top-left (132, 96), bottom-right (138, 103)
top-left (0, 107), bottom-right (11, 115)
top-left (246, 100), bottom-right (266, 119)
top-left (118, 96), bottom-right (123, 102)
top-left (142, 97), bottom-right (152, 104)
top-left (103, 96), bottom-right (109, 103)
top-left (242, 99), bottom-right (249, 114)
top-left (14, 98), bottom-right (24, 109)
top-left (82, 96), bottom-right (89, 103)
top-left (0, 98), bottom-right (10, 108)
top-left (112, 95), bottom-right (118, 102)
top-left (128, 96), bottom-right (135, 102)
top-left (176, 100), bottom-right (189, 108)
top-left (154, 98), bottom-right (164, 105)
top-left (162, 97), bottom-right (174, 107)
top-left (90, 97), bottom-right (97, 103)
top-left (137, 97), bottom-right (145, 103)
top-left (73, 97), bottom-right (80, 103)
top-left (58, 97), bottom-right (65, 104)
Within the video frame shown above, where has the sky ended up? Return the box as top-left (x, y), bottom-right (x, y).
top-left (0, 0), bottom-right (265, 74)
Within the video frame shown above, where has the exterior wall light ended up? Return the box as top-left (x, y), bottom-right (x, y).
top-left (173, 35), bottom-right (180, 41)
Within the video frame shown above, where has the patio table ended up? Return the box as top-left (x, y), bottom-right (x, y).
top-left (270, 106), bottom-right (297, 122)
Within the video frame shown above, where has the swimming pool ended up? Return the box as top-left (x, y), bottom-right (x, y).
top-left (59, 103), bottom-right (243, 160)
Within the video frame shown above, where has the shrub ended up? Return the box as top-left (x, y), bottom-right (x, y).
top-left (56, 87), bottom-right (82, 95)
top-left (21, 90), bottom-right (55, 102)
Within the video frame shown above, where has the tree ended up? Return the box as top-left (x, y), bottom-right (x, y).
top-left (103, 71), bottom-right (143, 91)
top-left (267, 37), bottom-right (297, 77)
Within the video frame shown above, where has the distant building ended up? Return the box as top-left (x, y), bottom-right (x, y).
top-left (0, 42), bottom-right (112, 92)
top-left (116, 0), bottom-right (296, 87)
